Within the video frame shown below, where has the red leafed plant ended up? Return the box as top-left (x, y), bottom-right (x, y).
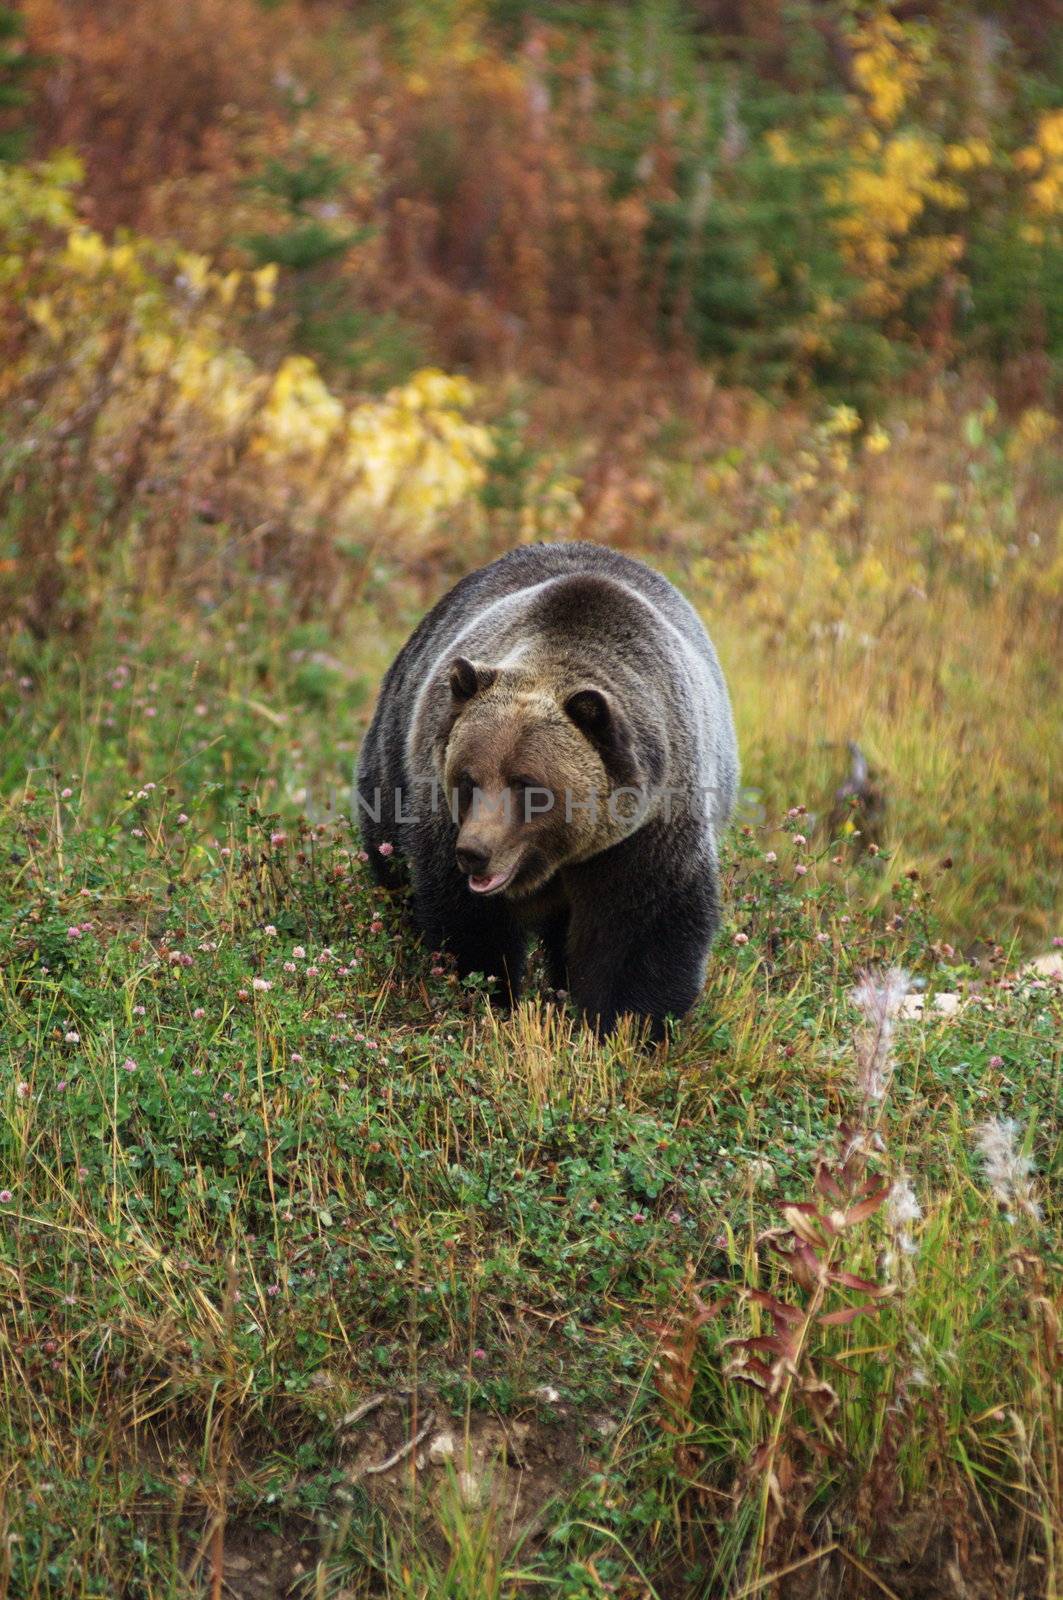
top-left (643, 969), bottom-right (917, 1572)
top-left (645, 1125), bottom-right (894, 1548)
top-left (646, 1264), bottom-right (727, 1481)
top-left (707, 967), bottom-right (912, 1556)
top-left (723, 1124), bottom-right (894, 1550)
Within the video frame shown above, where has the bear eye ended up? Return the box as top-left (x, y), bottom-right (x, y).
top-left (509, 775), bottom-right (551, 822)
top-left (456, 770), bottom-right (475, 808)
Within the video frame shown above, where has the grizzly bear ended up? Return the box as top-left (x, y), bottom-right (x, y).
top-left (356, 542), bottom-right (738, 1039)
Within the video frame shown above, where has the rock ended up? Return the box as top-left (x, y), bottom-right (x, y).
top-left (533, 1385), bottom-right (561, 1404)
top-left (428, 1431), bottom-right (456, 1464)
top-left (1019, 952), bottom-right (1063, 979)
top-left (899, 991), bottom-right (962, 1020)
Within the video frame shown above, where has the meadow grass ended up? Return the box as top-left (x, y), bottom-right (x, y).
top-left (0, 435), bottom-right (1059, 1595)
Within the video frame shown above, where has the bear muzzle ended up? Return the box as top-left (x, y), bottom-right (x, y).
top-left (456, 844), bottom-right (522, 896)
top-left (467, 864), bottom-right (519, 895)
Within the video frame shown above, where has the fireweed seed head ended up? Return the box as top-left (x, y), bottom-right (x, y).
top-left (973, 1118), bottom-right (1041, 1223)
top-left (886, 1173), bottom-right (922, 1254)
top-left (850, 966), bottom-right (909, 1105)
top-left (851, 966), bottom-right (910, 1025)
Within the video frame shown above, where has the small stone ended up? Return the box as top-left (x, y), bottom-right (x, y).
top-left (1021, 952), bottom-right (1063, 980)
top-left (428, 1431), bottom-right (456, 1463)
top-left (533, 1385), bottom-right (561, 1404)
top-left (899, 992), bottom-right (962, 1021)
top-left (225, 1555), bottom-right (251, 1574)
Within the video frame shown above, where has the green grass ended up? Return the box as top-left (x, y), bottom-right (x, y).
top-left (0, 596), bottom-right (1058, 1598)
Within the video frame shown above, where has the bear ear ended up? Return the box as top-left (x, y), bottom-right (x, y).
top-left (564, 687), bottom-right (612, 736)
top-left (564, 686), bottom-right (639, 783)
top-left (448, 656), bottom-right (497, 703)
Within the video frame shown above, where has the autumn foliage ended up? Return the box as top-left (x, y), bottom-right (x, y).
top-left (14, 0), bottom-right (1063, 389)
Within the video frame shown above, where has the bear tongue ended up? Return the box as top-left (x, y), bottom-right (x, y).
top-left (469, 868), bottom-right (511, 895)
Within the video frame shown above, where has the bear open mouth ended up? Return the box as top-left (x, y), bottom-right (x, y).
top-left (467, 864), bottom-right (517, 895)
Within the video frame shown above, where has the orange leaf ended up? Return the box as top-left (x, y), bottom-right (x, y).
top-left (746, 1289), bottom-right (804, 1326)
top-left (818, 1304), bottom-right (879, 1327)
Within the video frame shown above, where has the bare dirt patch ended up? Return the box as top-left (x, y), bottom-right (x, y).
top-left (175, 1394), bottom-right (587, 1598)
top-left (339, 1388), bottom-right (586, 1550)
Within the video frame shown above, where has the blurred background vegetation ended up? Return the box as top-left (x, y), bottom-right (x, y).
top-left (10, 0), bottom-right (1063, 390)
top-left (1, 0), bottom-right (1061, 943)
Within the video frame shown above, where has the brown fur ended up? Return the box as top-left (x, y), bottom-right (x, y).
top-left (357, 543), bottom-right (739, 1037)
top-left (441, 665), bottom-right (618, 899)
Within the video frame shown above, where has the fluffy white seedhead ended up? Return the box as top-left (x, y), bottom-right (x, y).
top-left (851, 966), bottom-right (911, 1026)
top-left (850, 966), bottom-right (910, 1106)
top-left (886, 1173), bottom-right (923, 1258)
top-left (973, 1117), bottom-right (1042, 1224)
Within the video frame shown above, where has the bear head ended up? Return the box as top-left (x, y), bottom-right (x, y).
top-left (435, 655), bottom-right (658, 899)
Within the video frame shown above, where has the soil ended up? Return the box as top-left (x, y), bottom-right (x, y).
top-left (174, 1390), bottom-right (589, 1598)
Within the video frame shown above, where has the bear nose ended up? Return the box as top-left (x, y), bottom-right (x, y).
top-left (456, 845), bottom-right (490, 877)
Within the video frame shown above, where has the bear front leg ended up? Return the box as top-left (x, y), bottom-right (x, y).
top-left (540, 908), bottom-right (571, 992)
top-left (564, 855), bottom-right (720, 1042)
top-left (412, 867), bottom-right (527, 1008)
